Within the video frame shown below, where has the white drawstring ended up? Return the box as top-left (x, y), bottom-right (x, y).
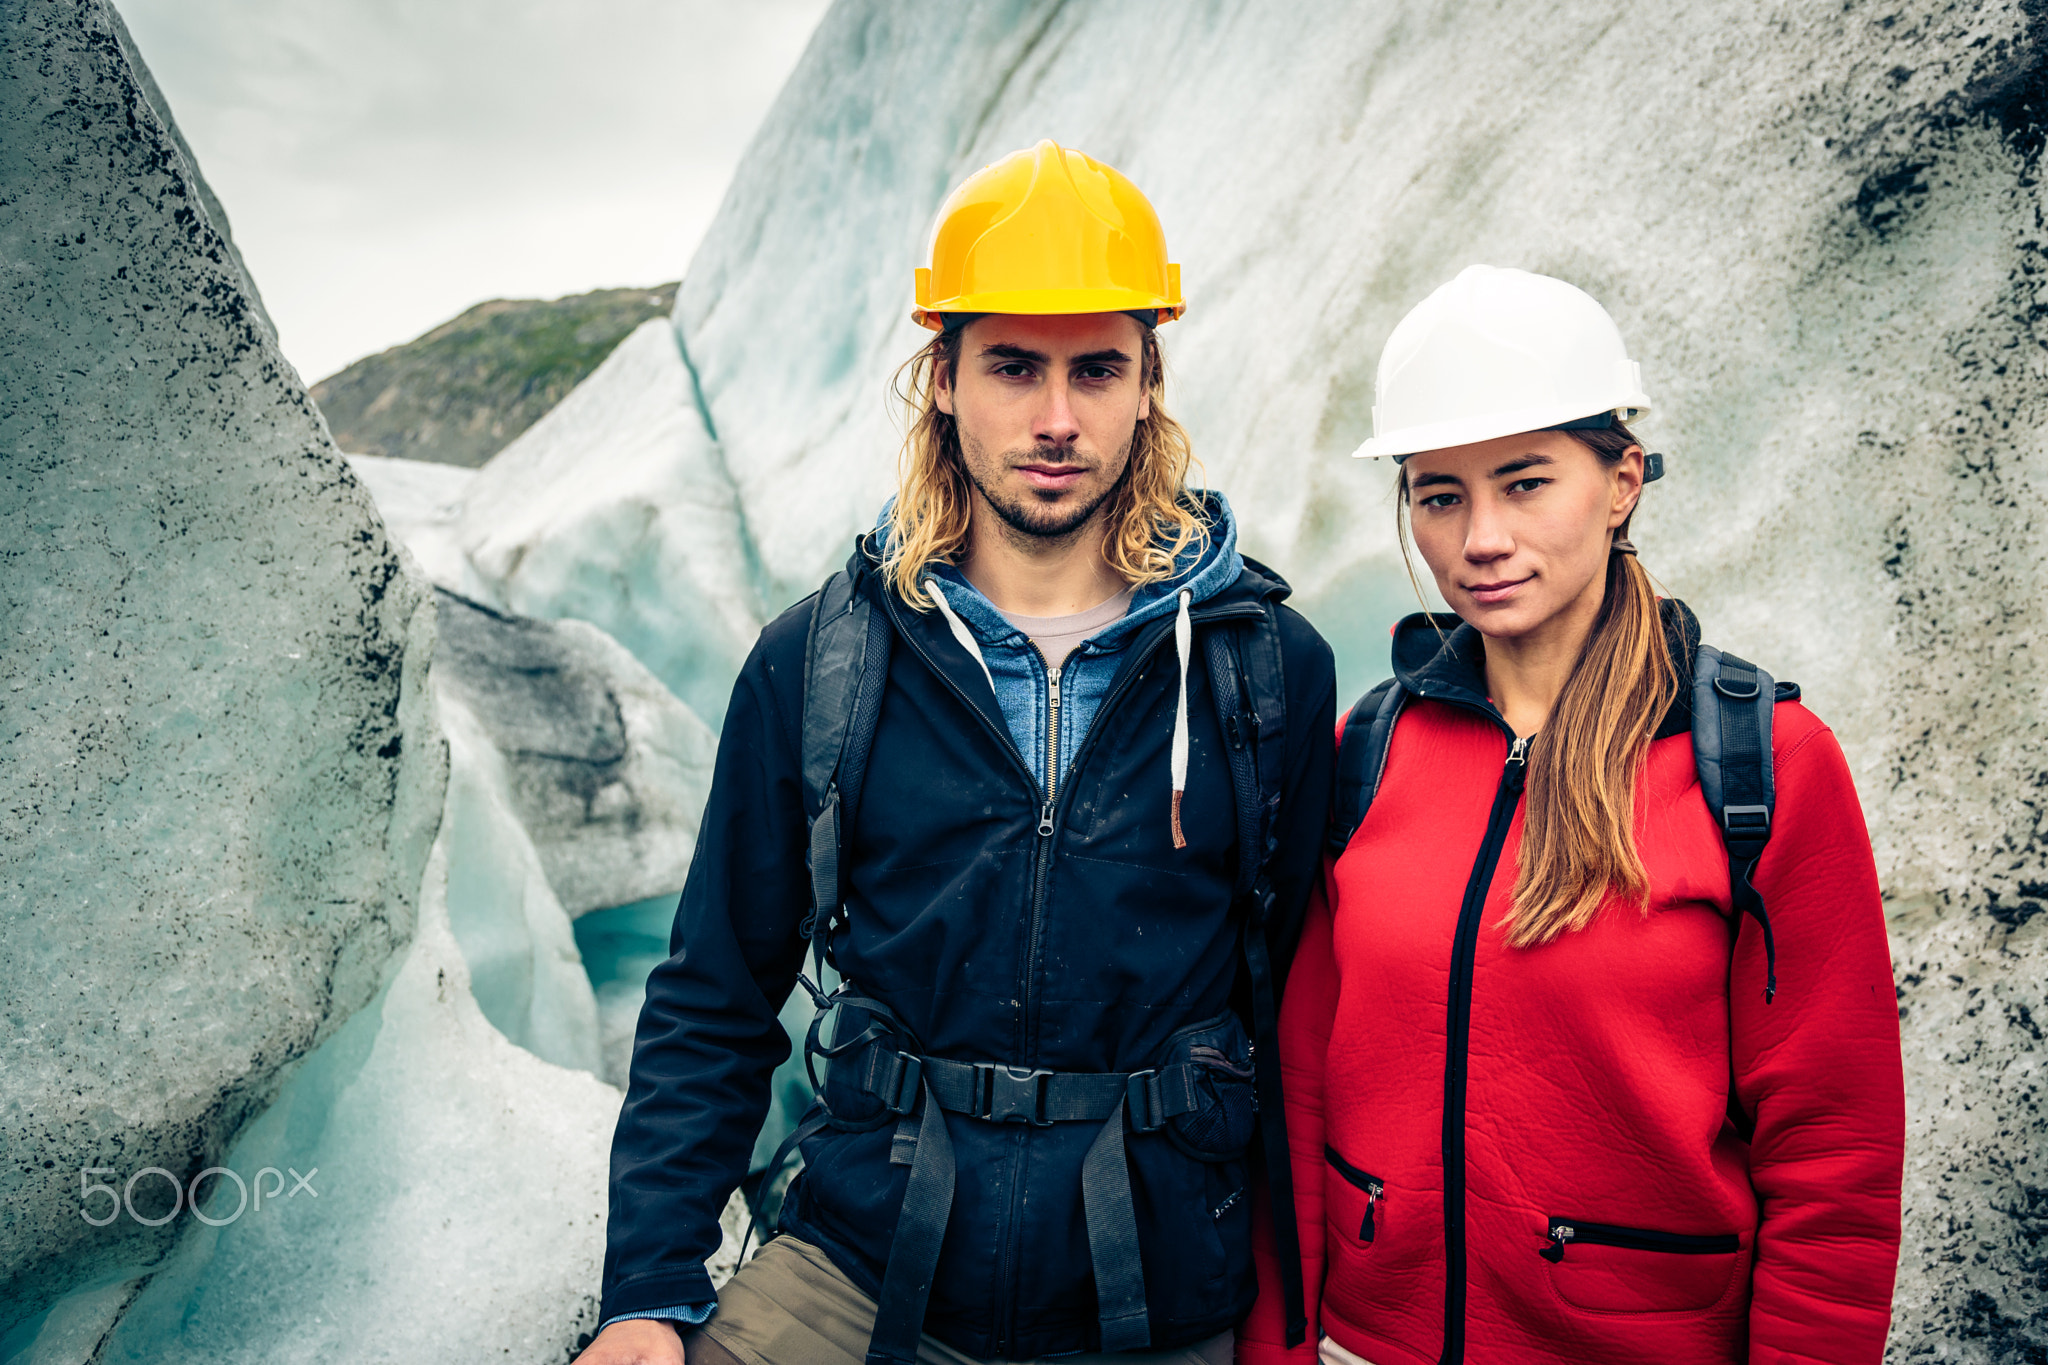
top-left (926, 577), bottom-right (996, 697)
top-left (1170, 587), bottom-right (1192, 849)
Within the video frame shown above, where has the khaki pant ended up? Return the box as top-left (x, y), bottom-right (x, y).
top-left (689, 1235), bottom-right (1236, 1365)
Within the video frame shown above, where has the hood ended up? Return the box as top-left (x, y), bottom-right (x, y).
top-left (874, 490), bottom-right (1246, 648)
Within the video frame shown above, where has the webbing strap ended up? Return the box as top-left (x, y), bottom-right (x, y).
top-left (1081, 1098), bottom-right (1151, 1351)
top-left (1328, 679), bottom-right (1404, 858)
top-left (800, 584), bottom-right (893, 1003)
top-left (1242, 914), bottom-right (1305, 1344)
top-left (1205, 626), bottom-right (1307, 1347)
top-left (741, 1107), bottom-right (833, 1263)
top-left (1692, 646), bottom-right (1780, 1002)
top-left (807, 788), bottom-right (841, 973)
top-left (865, 1079), bottom-right (956, 1365)
top-left (858, 1047), bottom-right (1202, 1128)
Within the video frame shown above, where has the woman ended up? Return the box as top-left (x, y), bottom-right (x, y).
top-left (1240, 267), bottom-right (1904, 1365)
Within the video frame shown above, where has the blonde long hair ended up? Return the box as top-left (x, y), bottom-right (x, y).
top-left (1398, 423), bottom-right (1679, 947)
top-left (883, 323), bottom-right (1208, 607)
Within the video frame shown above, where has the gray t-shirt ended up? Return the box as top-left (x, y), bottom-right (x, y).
top-left (995, 585), bottom-right (1135, 673)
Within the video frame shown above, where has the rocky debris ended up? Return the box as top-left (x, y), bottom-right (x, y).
top-left (432, 588), bottom-right (714, 921)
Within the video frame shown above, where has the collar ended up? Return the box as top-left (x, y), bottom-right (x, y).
top-left (1388, 597), bottom-right (1702, 735)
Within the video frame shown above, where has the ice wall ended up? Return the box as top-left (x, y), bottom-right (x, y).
top-left (455, 318), bottom-right (770, 726)
top-left (490, 0), bottom-right (2045, 1353)
top-left (2, 4), bottom-right (698, 1357)
top-left (0, 0), bottom-right (438, 1338)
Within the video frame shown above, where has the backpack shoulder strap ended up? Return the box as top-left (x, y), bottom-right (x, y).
top-left (1327, 677), bottom-right (1406, 858)
top-left (1691, 644), bottom-right (1794, 1002)
top-left (1202, 603), bottom-right (1288, 902)
top-left (799, 570), bottom-right (892, 966)
top-left (1200, 603), bottom-right (1308, 1347)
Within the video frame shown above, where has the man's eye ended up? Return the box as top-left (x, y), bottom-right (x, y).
top-left (994, 363), bottom-right (1034, 378)
top-left (1077, 366), bottom-right (1116, 381)
top-left (1507, 478), bottom-right (1549, 494)
top-left (1419, 493), bottom-right (1460, 509)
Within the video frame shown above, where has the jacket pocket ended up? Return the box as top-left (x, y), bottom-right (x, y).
top-left (1323, 1146), bottom-right (1385, 1245)
top-left (1540, 1215), bottom-right (1744, 1314)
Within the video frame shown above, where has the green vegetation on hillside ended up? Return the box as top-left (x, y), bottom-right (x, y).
top-left (310, 282), bottom-right (679, 468)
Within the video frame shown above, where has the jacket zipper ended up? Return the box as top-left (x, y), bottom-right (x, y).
top-left (1540, 1217), bottom-right (1739, 1262)
top-left (1324, 1146), bottom-right (1386, 1242)
top-left (1010, 604), bottom-right (1256, 1353)
top-left (1020, 604), bottom-right (1261, 1051)
top-left (1029, 641), bottom-right (1062, 819)
top-left (1441, 731), bottom-right (1527, 1364)
top-left (883, 587), bottom-right (1262, 1356)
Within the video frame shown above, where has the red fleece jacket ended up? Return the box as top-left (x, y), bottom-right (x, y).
top-left (1241, 694), bottom-right (1903, 1365)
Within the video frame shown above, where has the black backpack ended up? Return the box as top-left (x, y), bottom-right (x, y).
top-left (1327, 643), bottom-right (1799, 1005)
top-left (752, 562), bottom-right (1310, 1364)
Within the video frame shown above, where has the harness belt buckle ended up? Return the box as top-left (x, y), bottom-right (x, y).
top-left (875, 1051), bottom-right (923, 1115)
top-left (1125, 1069), bottom-right (1165, 1132)
top-left (973, 1064), bottom-right (1053, 1125)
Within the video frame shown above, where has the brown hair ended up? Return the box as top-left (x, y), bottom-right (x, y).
top-left (882, 323), bottom-right (1207, 608)
top-left (1398, 422), bottom-right (1678, 947)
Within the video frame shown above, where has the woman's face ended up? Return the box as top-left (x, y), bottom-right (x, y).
top-left (1403, 430), bottom-right (1643, 644)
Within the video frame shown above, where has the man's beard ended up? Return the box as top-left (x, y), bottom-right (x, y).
top-left (959, 435), bottom-right (1132, 542)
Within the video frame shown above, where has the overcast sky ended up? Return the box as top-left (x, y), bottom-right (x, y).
top-left (118, 0), bottom-right (830, 383)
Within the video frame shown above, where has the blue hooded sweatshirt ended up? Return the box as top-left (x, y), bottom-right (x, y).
top-left (907, 491), bottom-right (1245, 800)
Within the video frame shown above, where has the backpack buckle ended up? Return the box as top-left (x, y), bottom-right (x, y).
top-left (1125, 1069), bottom-right (1165, 1132)
top-left (971, 1064), bottom-right (1053, 1125)
top-left (1720, 804), bottom-right (1770, 859)
top-left (872, 1050), bottom-right (923, 1115)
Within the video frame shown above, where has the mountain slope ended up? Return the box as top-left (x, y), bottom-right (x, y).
top-left (310, 282), bottom-right (678, 467)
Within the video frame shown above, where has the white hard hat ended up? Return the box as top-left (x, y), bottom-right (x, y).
top-left (1351, 265), bottom-right (1651, 461)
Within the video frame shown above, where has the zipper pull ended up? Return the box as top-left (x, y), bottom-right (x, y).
top-left (1541, 1221), bottom-right (1573, 1263)
top-left (1038, 801), bottom-right (1055, 838)
top-left (1360, 1180), bottom-right (1383, 1242)
top-left (1506, 734), bottom-right (1530, 793)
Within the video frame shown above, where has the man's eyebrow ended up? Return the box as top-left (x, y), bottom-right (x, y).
top-left (1070, 348), bottom-right (1134, 367)
top-left (981, 343), bottom-right (1050, 364)
top-left (1409, 470), bottom-right (1461, 489)
top-left (1490, 453), bottom-right (1554, 478)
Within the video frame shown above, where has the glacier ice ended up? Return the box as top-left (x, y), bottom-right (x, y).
top-left (574, 896), bottom-right (681, 1089)
top-left (85, 828), bottom-right (624, 1365)
top-left (1, 0), bottom-right (715, 1356)
top-left (342, 454), bottom-right (489, 599)
top-left (0, 0), bottom-right (436, 1339)
top-left (435, 677), bottom-right (605, 1075)
top-left (455, 317), bottom-right (771, 727)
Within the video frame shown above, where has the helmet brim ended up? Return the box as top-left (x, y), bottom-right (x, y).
top-left (1351, 399), bottom-right (1650, 460)
top-left (912, 289), bottom-right (1184, 331)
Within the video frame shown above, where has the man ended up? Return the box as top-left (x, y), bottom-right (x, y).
top-left (586, 140), bottom-right (1334, 1365)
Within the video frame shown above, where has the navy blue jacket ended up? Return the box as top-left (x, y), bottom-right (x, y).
top-left (600, 538), bottom-right (1335, 1358)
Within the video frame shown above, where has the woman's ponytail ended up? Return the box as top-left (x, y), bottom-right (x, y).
top-left (1500, 425), bottom-right (1677, 947)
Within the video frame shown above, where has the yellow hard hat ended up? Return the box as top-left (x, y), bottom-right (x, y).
top-left (913, 139), bottom-right (1185, 331)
